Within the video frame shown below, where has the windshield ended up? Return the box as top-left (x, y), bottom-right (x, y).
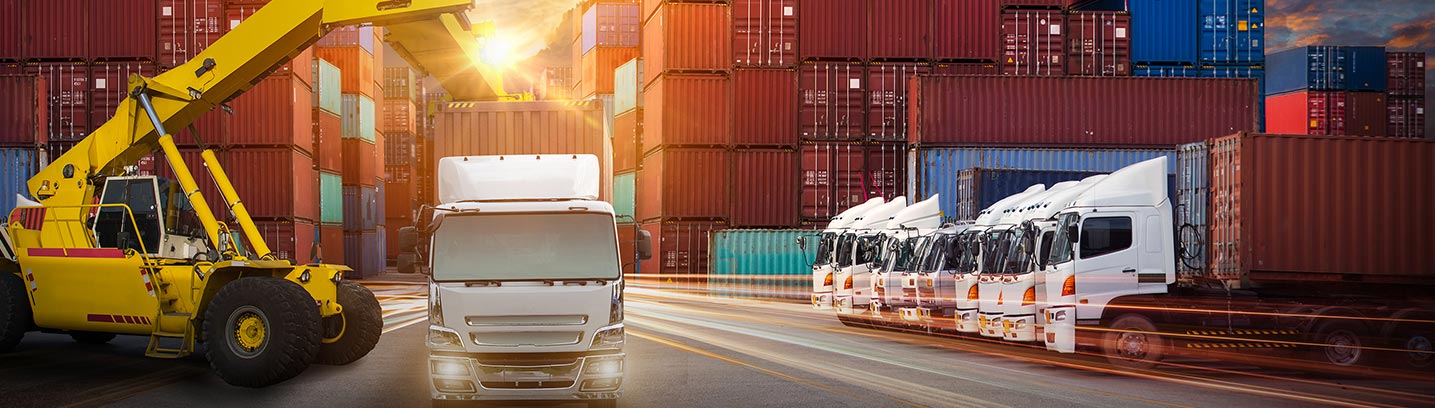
top-left (814, 232), bottom-right (836, 265)
top-left (431, 212), bottom-right (619, 281)
top-left (885, 236), bottom-right (926, 273)
top-left (983, 229), bottom-right (1013, 275)
top-left (854, 234), bottom-right (883, 266)
top-left (1048, 213), bottom-right (1080, 265)
top-left (835, 233), bottom-right (858, 267)
top-left (999, 226), bottom-right (1038, 275)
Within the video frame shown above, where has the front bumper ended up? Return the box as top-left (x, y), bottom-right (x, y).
top-left (429, 353), bottom-right (624, 401)
top-left (978, 312), bottom-right (1004, 338)
top-left (955, 308), bottom-right (979, 333)
top-left (812, 292), bottom-right (833, 309)
top-left (1043, 307), bottom-right (1076, 353)
top-left (1002, 314), bottom-right (1037, 342)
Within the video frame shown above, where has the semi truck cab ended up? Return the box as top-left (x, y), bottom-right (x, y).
top-left (997, 176), bottom-right (1106, 343)
top-left (811, 198), bottom-right (885, 309)
top-left (871, 196), bottom-right (942, 316)
top-left (907, 223), bottom-right (975, 323)
top-left (959, 185), bottom-right (1046, 335)
top-left (833, 198), bottom-right (907, 315)
top-left (978, 184), bottom-right (1078, 338)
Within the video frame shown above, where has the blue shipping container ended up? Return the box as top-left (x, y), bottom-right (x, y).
top-left (342, 186), bottom-right (378, 232)
top-left (0, 149), bottom-right (40, 219)
top-left (708, 230), bottom-right (820, 300)
top-left (1342, 46), bottom-right (1388, 92)
top-left (1199, 0), bottom-right (1265, 64)
top-left (375, 181), bottom-right (386, 228)
top-left (1266, 46), bottom-right (1387, 95)
top-left (1175, 142), bottom-right (1207, 277)
top-left (955, 169), bottom-right (1103, 222)
top-left (319, 171), bottom-right (343, 225)
top-left (343, 230), bottom-right (382, 279)
top-left (312, 59), bottom-right (343, 115)
top-left (1132, 0), bottom-right (1199, 64)
top-left (1133, 64), bottom-right (1202, 77)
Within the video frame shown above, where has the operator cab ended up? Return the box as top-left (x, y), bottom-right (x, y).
top-left (93, 176), bottom-right (211, 260)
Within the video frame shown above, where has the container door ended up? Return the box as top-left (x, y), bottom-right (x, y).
top-left (1075, 213), bottom-right (1139, 308)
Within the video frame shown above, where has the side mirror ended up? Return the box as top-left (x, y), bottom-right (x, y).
top-left (1067, 225), bottom-right (1080, 244)
top-left (636, 230), bottom-right (653, 261)
top-left (795, 236), bottom-right (807, 250)
top-left (399, 226), bottom-right (419, 252)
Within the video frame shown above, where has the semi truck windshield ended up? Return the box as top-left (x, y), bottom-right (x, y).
top-left (431, 213), bottom-right (620, 281)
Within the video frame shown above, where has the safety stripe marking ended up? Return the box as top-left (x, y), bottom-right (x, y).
top-left (24, 248), bottom-right (125, 258)
top-left (87, 314), bottom-right (152, 325)
top-left (26, 248), bottom-right (66, 257)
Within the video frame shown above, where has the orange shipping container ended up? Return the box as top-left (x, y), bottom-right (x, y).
top-left (315, 47), bottom-right (375, 97)
top-left (342, 138), bottom-right (378, 187)
top-left (223, 147), bottom-right (319, 222)
top-left (643, 74), bottom-right (731, 152)
top-left (313, 108), bottom-right (342, 172)
top-left (582, 47), bottom-right (641, 98)
top-left (642, 3), bottom-right (733, 87)
top-left (382, 99), bottom-right (417, 134)
top-left (614, 109), bottom-right (642, 172)
top-left (228, 74), bottom-right (313, 153)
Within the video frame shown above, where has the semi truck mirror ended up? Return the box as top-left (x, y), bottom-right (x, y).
top-left (1067, 225), bottom-right (1080, 244)
top-left (636, 230), bottom-right (653, 261)
top-left (399, 226), bottom-right (418, 252)
top-left (796, 236), bottom-right (807, 250)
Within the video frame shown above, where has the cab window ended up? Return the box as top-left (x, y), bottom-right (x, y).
top-left (1079, 217), bottom-right (1133, 259)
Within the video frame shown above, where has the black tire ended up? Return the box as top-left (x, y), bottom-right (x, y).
top-left (203, 277), bottom-right (322, 388)
top-left (397, 253), bottom-right (418, 274)
top-left (1311, 319), bottom-right (1372, 367)
top-left (1102, 314), bottom-right (1166, 369)
top-left (315, 280), bottom-right (383, 365)
top-left (71, 331), bottom-right (117, 344)
top-left (0, 273), bottom-right (32, 353)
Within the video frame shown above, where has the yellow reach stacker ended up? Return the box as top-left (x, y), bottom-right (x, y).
top-left (0, 0), bottom-right (505, 387)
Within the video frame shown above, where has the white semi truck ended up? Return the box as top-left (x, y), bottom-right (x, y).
top-left (952, 185), bottom-right (1046, 334)
top-left (811, 198), bottom-right (886, 310)
top-left (402, 155), bottom-right (647, 406)
top-left (976, 182), bottom-right (1083, 338)
top-left (995, 176), bottom-right (1106, 343)
top-left (833, 198), bottom-right (908, 315)
top-left (871, 196), bottom-right (943, 316)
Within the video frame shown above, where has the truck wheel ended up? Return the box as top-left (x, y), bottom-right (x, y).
top-left (0, 273), bottom-right (32, 353)
top-left (1102, 314), bottom-right (1165, 369)
top-left (397, 253), bottom-right (418, 274)
top-left (1312, 320), bottom-right (1371, 367)
top-left (315, 280), bottom-right (383, 365)
top-left (71, 331), bottom-right (117, 344)
top-left (203, 277), bottom-right (322, 387)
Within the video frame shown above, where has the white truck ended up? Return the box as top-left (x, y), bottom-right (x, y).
top-left (953, 185), bottom-right (1046, 334)
top-left (871, 196), bottom-right (942, 317)
top-left (811, 198), bottom-right (886, 310)
top-left (833, 198), bottom-right (908, 315)
top-left (402, 155), bottom-right (647, 407)
top-left (976, 182), bottom-right (1083, 338)
top-left (996, 176), bottom-right (1106, 343)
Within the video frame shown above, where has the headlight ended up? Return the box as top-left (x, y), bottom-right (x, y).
top-left (428, 325), bottom-right (464, 351)
top-left (584, 357), bottom-right (624, 375)
top-left (591, 324), bottom-right (625, 350)
top-left (431, 358), bottom-right (472, 377)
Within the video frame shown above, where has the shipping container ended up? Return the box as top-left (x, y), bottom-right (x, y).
top-left (340, 94), bottom-right (376, 143)
top-left (382, 99), bottom-right (417, 134)
top-left (1001, 9), bottom-right (1066, 76)
top-left (317, 224), bottom-right (344, 265)
top-left (343, 230), bottom-right (382, 278)
top-left (1386, 51), bottom-right (1427, 98)
top-left (24, 0), bottom-right (88, 60)
top-left (581, 47), bottom-right (641, 98)
top-left (313, 47), bottom-right (375, 97)
top-left (618, 223), bottom-right (639, 276)
top-left (228, 74), bottom-right (313, 151)
top-left (1199, 0), bottom-right (1264, 64)
top-left (1133, 64), bottom-right (1201, 77)
top-left (223, 147), bottom-right (318, 221)
top-left (313, 108), bottom-right (342, 171)
top-left (733, 0), bottom-right (798, 68)
top-left (867, 63), bottom-right (927, 141)
top-left (384, 132), bottom-right (415, 167)
top-left (247, 219), bottom-right (316, 265)
top-left (614, 171), bottom-right (636, 221)
top-left (317, 26), bottom-right (376, 53)
top-left (614, 109), bottom-right (641, 171)
top-left (932, 62), bottom-right (1000, 75)
top-left (26, 62), bottom-right (90, 142)
top-left (583, 2), bottom-right (642, 54)
top-left (1206, 133), bottom-right (1435, 286)
top-left (1175, 141), bottom-right (1207, 278)
top-left (90, 61), bottom-right (158, 128)
top-left (614, 58), bottom-right (643, 114)
top-left (375, 180), bottom-right (387, 225)
top-left (385, 222), bottom-right (404, 260)
top-left (312, 59), bottom-right (342, 115)
top-left (342, 139), bottom-right (378, 187)
top-left (952, 168), bottom-right (1101, 221)
top-left (590, 93), bottom-right (616, 142)
top-left (797, 0), bottom-right (865, 61)
top-left (1265, 90), bottom-right (1380, 136)
top-left (319, 170), bottom-right (342, 225)
top-left (1343, 92), bottom-right (1388, 136)
top-left (1000, 0), bottom-right (1081, 7)
top-left (0, 75), bottom-right (48, 147)
top-left (540, 66), bottom-right (574, 101)
top-left (90, 0), bottom-right (159, 61)
top-left (733, 68), bottom-right (798, 146)
top-left (1341, 46), bottom-right (1388, 92)
top-left (866, 142), bottom-right (906, 203)
top-left (643, 74), bottom-right (731, 150)
top-left (1267, 46), bottom-right (1388, 95)
top-left (0, 0), bottom-right (22, 60)
top-left (642, 3), bottom-right (733, 87)
top-left (159, 0), bottom-right (226, 68)
top-left (731, 149), bottom-right (798, 227)
top-left (1066, 10), bottom-right (1130, 76)
top-left (638, 220), bottom-right (727, 283)
top-left (909, 75), bottom-right (1259, 146)
top-left (382, 66), bottom-right (421, 102)
top-left (637, 147), bottom-right (730, 222)
top-left (932, 0), bottom-right (999, 62)
top-left (867, 0), bottom-right (930, 61)
top-left (343, 185), bottom-right (379, 232)
top-left (800, 62), bottom-right (865, 141)
top-left (1387, 97), bottom-right (1426, 139)
top-left (708, 229), bottom-right (818, 299)
top-left (801, 142), bottom-right (866, 220)
top-left (385, 180), bottom-right (414, 220)
top-left (1131, 0), bottom-right (1197, 65)
top-left (431, 100), bottom-right (613, 203)
top-left (0, 148), bottom-right (40, 218)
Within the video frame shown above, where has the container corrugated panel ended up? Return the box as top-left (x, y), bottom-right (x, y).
top-left (342, 230), bottom-right (382, 278)
top-left (733, 0), bottom-right (797, 68)
top-left (340, 94), bottom-right (376, 142)
top-left (317, 225), bottom-right (344, 265)
top-left (913, 147), bottom-right (1177, 218)
top-left (224, 147), bottom-right (318, 221)
top-left (159, 0), bottom-right (226, 68)
top-left (614, 109), bottom-right (641, 172)
top-left (1344, 46), bottom-right (1389, 92)
top-left (800, 62), bottom-right (866, 141)
top-left (867, 63), bottom-right (928, 142)
top-left (709, 229), bottom-right (818, 299)
top-left (733, 68), bottom-right (798, 146)
top-left (954, 168), bottom-right (1102, 221)
top-left (319, 170), bottom-right (343, 225)
top-left (91, 0), bottom-right (158, 61)
top-left (0, 75), bottom-right (47, 147)
top-left (1207, 133), bottom-right (1435, 287)
top-left (342, 185), bottom-right (379, 232)
top-left (90, 61), bottom-right (157, 128)
top-left (1199, 0), bottom-right (1264, 64)
top-left (1002, 9), bottom-right (1066, 76)
top-left (637, 147), bottom-right (730, 222)
top-left (1387, 97), bottom-right (1426, 139)
top-left (317, 26), bottom-right (376, 53)
top-left (313, 59), bottom-right (343, 115)
top-left (228, 74), bottom-right (313, 152)
top-left (382, 99), bottom-right (417, 134)
top-left (314, 109), bottom-right (342, 172)
top-left (866, 142), bottom-right (907, 203)
top-left (868, 0), bottom-right (931, 61)
top-left (1131, 0), bottom-right (1197, 64)
top-left (1067, 11), bottom-right (1131, 77)
top-left (1265, 45), bottom-right (1342, 94)
top-left (642, 3), bottom-right (733, 87)
top-left (382, 66), bottom-right (420, 102)
top-left (24, 0), bottom-right (88, 60)
top-left (801, 142), bottom-right (866, 220)
top-left (797, 0), bottom-right (865, 61)
top-left (249, 219), bottom-right (316, 265)
top-left (644, 74), bottom-right (731, 150)
top-left (1265, 91), bottom-right (1345, 135)
top-left (375, 181), bottom-right (386, 227)
top-left (0, 148), bottom-right (39, 218)
top-left (583, 2), bottom-right (642, 54)
top-left (1175, 141), bottom-right (1207, 278)
top-left (1133, 64), bottom-right (1201, 77)
top-left (933, 62), bottom-right (999, 75)
top-left (314, 47), bottom-right (375, 97)
top-left (933, 0), bottom-right (999, 62)
top-left (614, 58), bottom-right (643, 114)
top-left (618, 224), bottom-right (638, 276)
top-left (0, 0), bottom-right (22, 60)
top-left (25, 62), bottom-right (90, 142)
top-left (384, 180), bottom-right (414, 220)
top-left (1386, 51), bottom-right (1427, 98)
top-left (614, 171), bottom-right (636, 221)
top-left (432, 100), bottom-right (612, 203)
top-left (581, 47), bottom-right (641, 98)
top-left (1344, 92), bottom-right (1388, 136)
top-left (909, 75), bottom-right (1259, 147)
top-left (342, 139), bottom-right (378, 187)
top-left (638, 220), bottom-right (727, 280)
top-left (732, 149), bottom-right (798, 227)
top-left (383, 132), bottom-right (415, 167)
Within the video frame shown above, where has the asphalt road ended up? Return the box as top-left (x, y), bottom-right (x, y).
top-left (1, 278), bottom-right (1432, 408)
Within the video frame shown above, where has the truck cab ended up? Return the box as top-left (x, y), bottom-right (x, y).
top-left (953, 185), bottom-right (1046, 334)
top-left (811, 198), bottom-right (885, 309)
top-left (412, 155), bottom-right (648, 405)
top-left (996, 176), bottom-right (1106, 343)
top-left (833, 198), bottom-right (907, 315)
top-left (905, 223), bottom-right (973, 324)
top-left (872, 196), bottom-right (942, 316)
top-left (977, 183), bottom-right (1078, 338)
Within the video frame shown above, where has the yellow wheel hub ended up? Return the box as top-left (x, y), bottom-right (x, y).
top-left (234, 313), bottom-right (267, 351)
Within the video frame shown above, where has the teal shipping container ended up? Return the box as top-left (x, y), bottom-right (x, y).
top-left (341, 94), bottom-right (376, 142)
top-left (614, 58), bottom-right (643, 115)
top-left (708, 229), bottom-right (820, 300)
top-left (319, 171), bottom-right (343, 225)
top-left (312, 59), bottom-right (343, 115)
top-left (614, 172), bottom-right (635, 221)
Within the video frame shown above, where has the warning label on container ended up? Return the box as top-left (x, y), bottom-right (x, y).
top-left (1116, 28), bottom-right (1127, 38)
top-left (784, 6), bottom-right (793, 16)
top-left (849, 79), bottom-right (861, 89)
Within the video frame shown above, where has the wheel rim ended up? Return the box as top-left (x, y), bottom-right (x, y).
top-left (1117, 332), bottom-right (1150, 359)
top-left (1404, 335), bottom-right (1433, 367)
top-left (1323, 329), bottom-right (1361, 366)
top-left (227, 306), bottom-right (269, 359)
top-left (322, 312), bottom-right (348, 344)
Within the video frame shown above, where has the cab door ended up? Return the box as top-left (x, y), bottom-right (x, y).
top-left (1073, 213), bottom-right (1139, 318)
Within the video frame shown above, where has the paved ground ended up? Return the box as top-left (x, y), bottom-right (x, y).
top-left (0, 275), bottom-right (1431, 408)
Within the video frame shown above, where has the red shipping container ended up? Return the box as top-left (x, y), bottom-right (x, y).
top-left (1002, 9), bottom-right (1066, 76)
top-left (228, 74), bottom-right (313, 152)
top-left (1386, 51), bottom-right (1427, 98)
top-left (385, 181), bottom-right (414, 220)
top-left (1066, 10), bottom-right (1130, 77)
top-left (153, 148), bottom-right (223, 213)
top-left (171, 110), bottom-right (227, 147)
top-left (382, 99), bottom-right (417, 134)
top-left (0, 75), bottom-right (48, 147)
top-left (25, 62), bottom-right (91, 142)
top-left (618, 224), bottom-right (639, 276)
top-left (90, 61), bottom-right (157, 129)
top-left (91, 0), bottom-right (158, 61)
top-left (1207, 133), bottom-right (1435, 286)
top-left (614, 109), bottom-right (642, 172)
top-left (1387, 97), bottom-right (1426, 139)
top-left (865, 142), bottom-right (907, 202)
top-left (909, 75), bottom-right (1259, 146)
top-left (581, 47), bottom-right (641, 97)
top-left (248, 219), bottom-right (317, 264)
top-left (313, 108), bottom-right (342, 172)
top-left (637, 147), bottom-right (730, 222)
top-left (24, 0), bottom-right (88, 60)
top-left (797, 0), bottom-right (866, 61)
top-left (801, 142), bottom-right (866, 220)
top-left (733, 0), bottom-right (797, 68)
top-left (313, 47), bottom-right (374, 97)
top-left (385, 222), bottom-right (402, 260)
top-left (933, 0), bottom-right (1000, 62)
top-left (731, 149), bottom-right (799, 227)
top-left (375, 129), bottom-right (388, 177)
top-left (643, 74), bottom-right (731, 150)
top-left (223, 147), bottom-right (318, 221)
top-left (0, 0), bottom-right (21, 60)
top-left (638, 220), bottom-right (727, 281)
top-left (317, 224), bottom-right (345, 265)
top-left (932, 62), bottom-right (999, 75)
top-left (867, 63), bottom-right (929, 142)
top-left (867, 0), bottom-right (931, 61)
top-left (342, 139), bottom-right (378, 187)
top-left (1266, 91), bottom-right (1346, 136)
top-left (800, 62), bottom-right (866, 141)
top-left (733, 68), bottom-right (798, 146)
top-left (1001, 0), bottom-right (1081, 7)
top-left (642, 3), bottom-right (733, 87)
top-left (159, 0), bottom-right (226, 68)
top-left (1344, 92), bottom-right (1387, 137)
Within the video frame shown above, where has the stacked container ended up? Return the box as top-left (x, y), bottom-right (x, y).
top-left (1130, 1), bottom-right (1265, 130)
top-left (316, 25), bottom-right (385, 278)
top-left (381, 66), bottom-right (421, 262)
top-left (0, 75), bottom-right (47, 218)
top-left (1265, 46), bottom-right (1391, 137)
top-left (1386, 52), bottom-right (1427, 138)
top-left (579, 1), bottom-right (641, 99)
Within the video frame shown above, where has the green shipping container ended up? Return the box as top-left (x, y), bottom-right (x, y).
top-left (320, 171), bottom-right (344, 225)
top-left (708, 230), bottom-right (820, 300)
top-left (613, 172), bottom-right (635, 221)
top-left (341, 94), bottom-right (376, 142)
top-left (614, 58), bottom-right (642, 115)
top-left (312, 59), bottom-right (343, 115)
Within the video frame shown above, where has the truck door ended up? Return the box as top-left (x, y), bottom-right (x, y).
top-left (1074, 214), bottom-right (1138, 317)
